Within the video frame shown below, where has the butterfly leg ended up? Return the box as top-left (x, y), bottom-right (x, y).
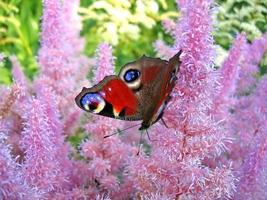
top-left (136, 131), bottom-right (143, 156)
top-left (145, 129), bottom-right (157, 142)
top-left (104, 123), bottom-right (142, 138)
top-left (161, 118), bottom-right (169, 128)
top-left (103, 131), bottom-right (120, 138)
top-left (146, 129), bottom-right (151, 141)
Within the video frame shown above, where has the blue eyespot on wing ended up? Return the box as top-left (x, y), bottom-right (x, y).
top-left (124, 69), bottom-right (140, 83)
top-left (80, 93), bottom-right (105, 112)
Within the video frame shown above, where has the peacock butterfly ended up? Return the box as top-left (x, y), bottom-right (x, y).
top-left (75, 51), bottom-right (182, 130)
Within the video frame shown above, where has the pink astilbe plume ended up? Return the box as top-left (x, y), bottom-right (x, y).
top-left (10, 57), bottom-right (31, 122)
top-left (36, 0), bottom-right (76, 127)
top-left (20, 97), bottom-right (70, 195)
top-left (225, 34), bottom-right (267, 172)
top-left (0, 59), bottom-right (27, 160)
top-left (36, 0), bottom-right (91, 136)
top-left (213, 34), bottom-right (246, 117)
top-left (93, 43), bottom-right (115, 83)
top-left (129, 0), bottom-right (235, 199)
top-left (10, 56), bottom-right (28, 93)
top-left (164, 0), bottom-right (224, 154)
top-left (232, 75), bottom-right (267, 199)
top-left (36, 86), bottom-right (72, 174)
top-left (0, 84), bottom-right (21, 119)
top-left (154, 17), bottom-right (182, 58)
top-left (86, 42), bottom-right (123, 137)
top-left (37, 0), bottom-right (90, 104)
top-left (165, 0), bottom-right (217, 132)
top-left (0, 134), bottom-right (40, 199)
top-left (237, 34), bottom-right (267, 95)
top-left (154, 40), bottom-right (177, 59)
top-left (38, 0), bottom-right (69, 79)
top-left (0, 83), bottom-right (25, 161)
top-left (80, 43), bottom-right (136, 199)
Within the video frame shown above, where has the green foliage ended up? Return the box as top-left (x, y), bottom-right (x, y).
top-left (68, 130), bottom-right (88, 149)
top-left (260, 52), bottom-right (267, 74)
top-left (215, 0), bottom-right (267, 71)
top-left (0, 0), bottom-right (42, 84)
top-left (215, 0), bottom-right (267, 48)
top-left (0, 56), bottom-right (11, 84)
top-left (80, 0), bottom-right (177, 70)
top-left (0, 0), bottom-right (266, 82)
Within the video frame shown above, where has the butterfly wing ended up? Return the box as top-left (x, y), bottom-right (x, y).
top-left (75, 75), bottom-right (142, 121)
top-left (118, 56), bottom-right (167, 122)
top-left (118, 51), bottom-right (182, 128)
top-left (147, 51), bottom-right (182, 126)
top-left (75, 51), bottom-right (182, 126)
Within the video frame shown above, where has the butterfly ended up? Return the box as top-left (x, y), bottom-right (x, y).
top-left (75, 51), bottom-right (182, 130)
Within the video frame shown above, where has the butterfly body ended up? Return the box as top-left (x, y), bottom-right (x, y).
top-left (75, 51), bottom-right (182, 130)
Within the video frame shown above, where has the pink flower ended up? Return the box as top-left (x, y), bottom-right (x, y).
top-left (79, 40), bottom-right (136, 199)
top-left (213, 34), bottom-right (246, 117)
top-left (232, 76), bottom-right (267, 199)
top-left (129, 0), bottom-right (235, 199)
top-left (10, 56), bottom-right (28, 92)
top-left (0, 84), bottom-right (21, 119)
top-left (93, 43), bottom-right (115, 83)
top-left (0, 134), bottom-right (40, 199)
top-left (20, 98), bottom-right (70, 193)
top-left (36, 0), bottom-right (91, 136)
top-left (154, 40), bottom-right (177, 59)
top-left (237, 34), bottom-right (267, 95)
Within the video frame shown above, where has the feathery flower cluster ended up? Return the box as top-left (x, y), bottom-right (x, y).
top-left (0, 0), bottom-right (267, 199)
top-left (213, 34), bottom-right (247, 118)
top-left (128, 0), bottom-right (235, 199)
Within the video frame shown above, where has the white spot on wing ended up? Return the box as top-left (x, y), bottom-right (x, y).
top-left (84, 104), bottom-right (89, 111)
top-left (113, 108), bottom-right (120, 117)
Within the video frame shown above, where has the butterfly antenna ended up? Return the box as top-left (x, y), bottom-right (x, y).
top-left (103, 123), bottom-right (142, 138)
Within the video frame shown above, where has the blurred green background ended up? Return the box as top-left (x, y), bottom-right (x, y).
top-left (0, 0), bottom-right (267, 84)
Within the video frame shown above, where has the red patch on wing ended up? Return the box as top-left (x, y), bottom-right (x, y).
top-left (102, 79), bottom-right (137, 115)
